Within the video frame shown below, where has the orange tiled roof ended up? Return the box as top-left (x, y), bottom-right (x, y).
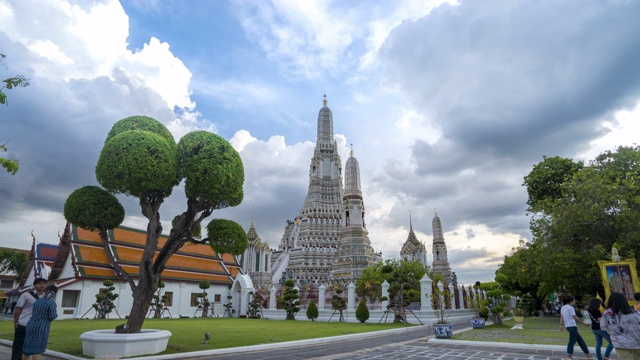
top-left (71, 225), bottom-right (239, 284)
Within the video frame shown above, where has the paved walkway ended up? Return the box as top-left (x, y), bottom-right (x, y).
top-left (0, 312), bottom-right (618, 360)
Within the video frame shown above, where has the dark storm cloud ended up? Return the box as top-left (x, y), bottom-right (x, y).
top-left (383, 0), bottom-right (640, 157)
top-left (373, 0), bottom-right (640, 242)
top-left (0, 38), bottom-right (176, 229)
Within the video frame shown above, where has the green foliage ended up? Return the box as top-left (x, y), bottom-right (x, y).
top-left (281, 279), bottom-right (300, 320)
top-left (196, 281), bottom-right (212, 317)
top-left (223, 295), bottom-right (235, 317)
top-left (430, 275), bottom-right (453, 324)
top-left (355, 262), bottom-right (385, 302)
top-left (331, 287), bottom-right (347, 322)
top-left (306, 300), bottom-right (319, 321)
top-left (104, 115), bottom-right (176, 145)
top-left (511, 146), bottom-right (640, 297)
top-left (246, 291), bottom-right (262, 319)
top-left (467, 292), bottom-right (488, 320)
top-left (92, 279), bottom-right (119, 319)
top-left (64, 186), bottom-right (124, 231)
top-left (177, 131), bottom-right (244, 209)
top-left (0, 143), bottom-right (18, 175)
top-left (150, 282), bottom-right (167, 319)
top-left (206, 219), bottom-right (248, 255)
top-left (0, 54), bottom-right (27, 174)
top-left (355, 299), bottom-right (370, 323)
top-left (478, 282), bottom-right (509, 325)
top-left (522, 155), bottom-right (583, 213)
top-left (66, 114), bottom-right (246, 333)
top-left (370, 259), bottom-right (427, 323)
top-left (0, 249), bottom-right (27, 277)
top-left (96, 130), bottom-right (179, 197)
top-left (1, 53), bottom-right (30, 106)
top-left (356, 259), bottom-right (426, 304)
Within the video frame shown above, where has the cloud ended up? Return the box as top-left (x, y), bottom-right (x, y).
top-left (365, 0), bottom-right (640, 257)
top-left (381, 0), bottom-right (640, 159)
top-left (3, 0), bottom-right (640, 288)
top-left (229, 0), bottom-right (454, 80)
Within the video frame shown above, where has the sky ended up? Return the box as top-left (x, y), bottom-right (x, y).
top-left (1, 0), bottom-right (640, 287)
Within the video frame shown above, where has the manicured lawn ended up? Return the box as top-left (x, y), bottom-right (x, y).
top-left (452, 316), bottom-right (599, 347)
top-left (0, 318), bottom-right (410, 358)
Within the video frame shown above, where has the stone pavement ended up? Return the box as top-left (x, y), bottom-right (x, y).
top-left (329, 339), bottom-right (617, 360)
top-left (0, 311), bottom-right (618, 360)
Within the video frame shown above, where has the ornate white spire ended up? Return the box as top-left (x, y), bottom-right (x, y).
top-left (431, 210), bottom-right (452, 283)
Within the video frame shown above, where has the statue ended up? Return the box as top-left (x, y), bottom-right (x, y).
top-left (612, 247), bottom-right (621, 262)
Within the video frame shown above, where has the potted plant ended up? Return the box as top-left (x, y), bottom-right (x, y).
top-left (467, 294), bottom-right (488, 329)
top-left (512, 296), bottom-right (526, 330)
top-left (430, 275), bottom-right (453, 339)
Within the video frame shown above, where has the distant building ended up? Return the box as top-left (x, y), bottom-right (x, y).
top-left (400, 215), bottom-right (428, 267)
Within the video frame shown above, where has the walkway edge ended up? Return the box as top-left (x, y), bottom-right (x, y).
top-left (428, 338), bottom-right (615, 355)
top-left (0, 339), bottom-right (86, 360)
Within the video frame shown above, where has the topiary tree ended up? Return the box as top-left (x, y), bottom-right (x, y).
top-left (281, 279), bottom-right (300, 320)
top-left (331, 287), bottom-right (347, 322)
top-left (306, 300), bottom-right (318, 321)
top-left (223, 295), bottom-right (235, 317)
top-left (150, 282), bottom-right (167, 318)
top-left (64, 115), bottom-right (247, 333)
top-left (246, 291), bottom-right (262, 319)
top-left (92, 279), bottom-right (119, 319)
top-left (197, 281), bottom-right (211, 318)
top-left (355, 299), bottom-right (369, 323)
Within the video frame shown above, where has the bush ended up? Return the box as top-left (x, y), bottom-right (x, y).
top-left (306, 300), bottom-right (319, 321)
top-left (355, 300), bottom-right (369, 323)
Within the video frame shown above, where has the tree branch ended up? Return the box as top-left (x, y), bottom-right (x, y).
top-left (98, 229), bottom-right (136, 290)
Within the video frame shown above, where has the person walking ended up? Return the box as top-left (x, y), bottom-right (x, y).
top-left (12, 278), bottom-right (47, 360)
top-left (601, 292), bottom-right (640, 360)
top-left (587, 298), bottom-right (613, 360)
top-left (22, 285), bottom-right (58, 360)
top-left (560, 295), bottom-right (594, 360)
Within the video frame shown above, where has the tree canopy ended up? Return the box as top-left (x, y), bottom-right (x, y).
top-left (498, 146), bottom-right (640, 299)
top-left (0, 248), bottom-right (28, 277)
top-left (64, 115), bottom-right (247, 333)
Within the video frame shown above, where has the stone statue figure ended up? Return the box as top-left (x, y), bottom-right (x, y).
top-left (612, 247), bottom-right (621, 262)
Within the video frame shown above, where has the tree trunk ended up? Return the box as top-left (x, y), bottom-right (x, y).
top-left (122, 195), bottom-right (163, 333)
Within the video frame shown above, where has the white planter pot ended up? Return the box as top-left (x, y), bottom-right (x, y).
top-left (80, 329), bottom-right (172, 358)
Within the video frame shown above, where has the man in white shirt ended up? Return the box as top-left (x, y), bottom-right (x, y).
top-left (12, 277), bottom-right (47, 360)
top-left (560, 295), bottom-right (593, 360)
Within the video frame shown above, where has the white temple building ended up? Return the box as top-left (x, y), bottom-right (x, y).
top-left (239, 216), bottom-right (273, 293)
top-left (400, 214), bottom-right (428, 267)
top-left (269, 96), bottom-right (381, 287)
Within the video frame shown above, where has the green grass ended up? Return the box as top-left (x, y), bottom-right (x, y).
top-left (452, 316), bottom-right (599, 347)
top-left (0, 318), bottom-right (409, 358)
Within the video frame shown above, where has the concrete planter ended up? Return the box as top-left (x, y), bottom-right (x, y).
top-left (511, 315), bottom-right (524, 330)
top-left (80, 329), bottom-right (172, 358)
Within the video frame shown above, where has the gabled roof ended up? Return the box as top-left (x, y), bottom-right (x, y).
top-left (69, 225), bottom-right (241, 285)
